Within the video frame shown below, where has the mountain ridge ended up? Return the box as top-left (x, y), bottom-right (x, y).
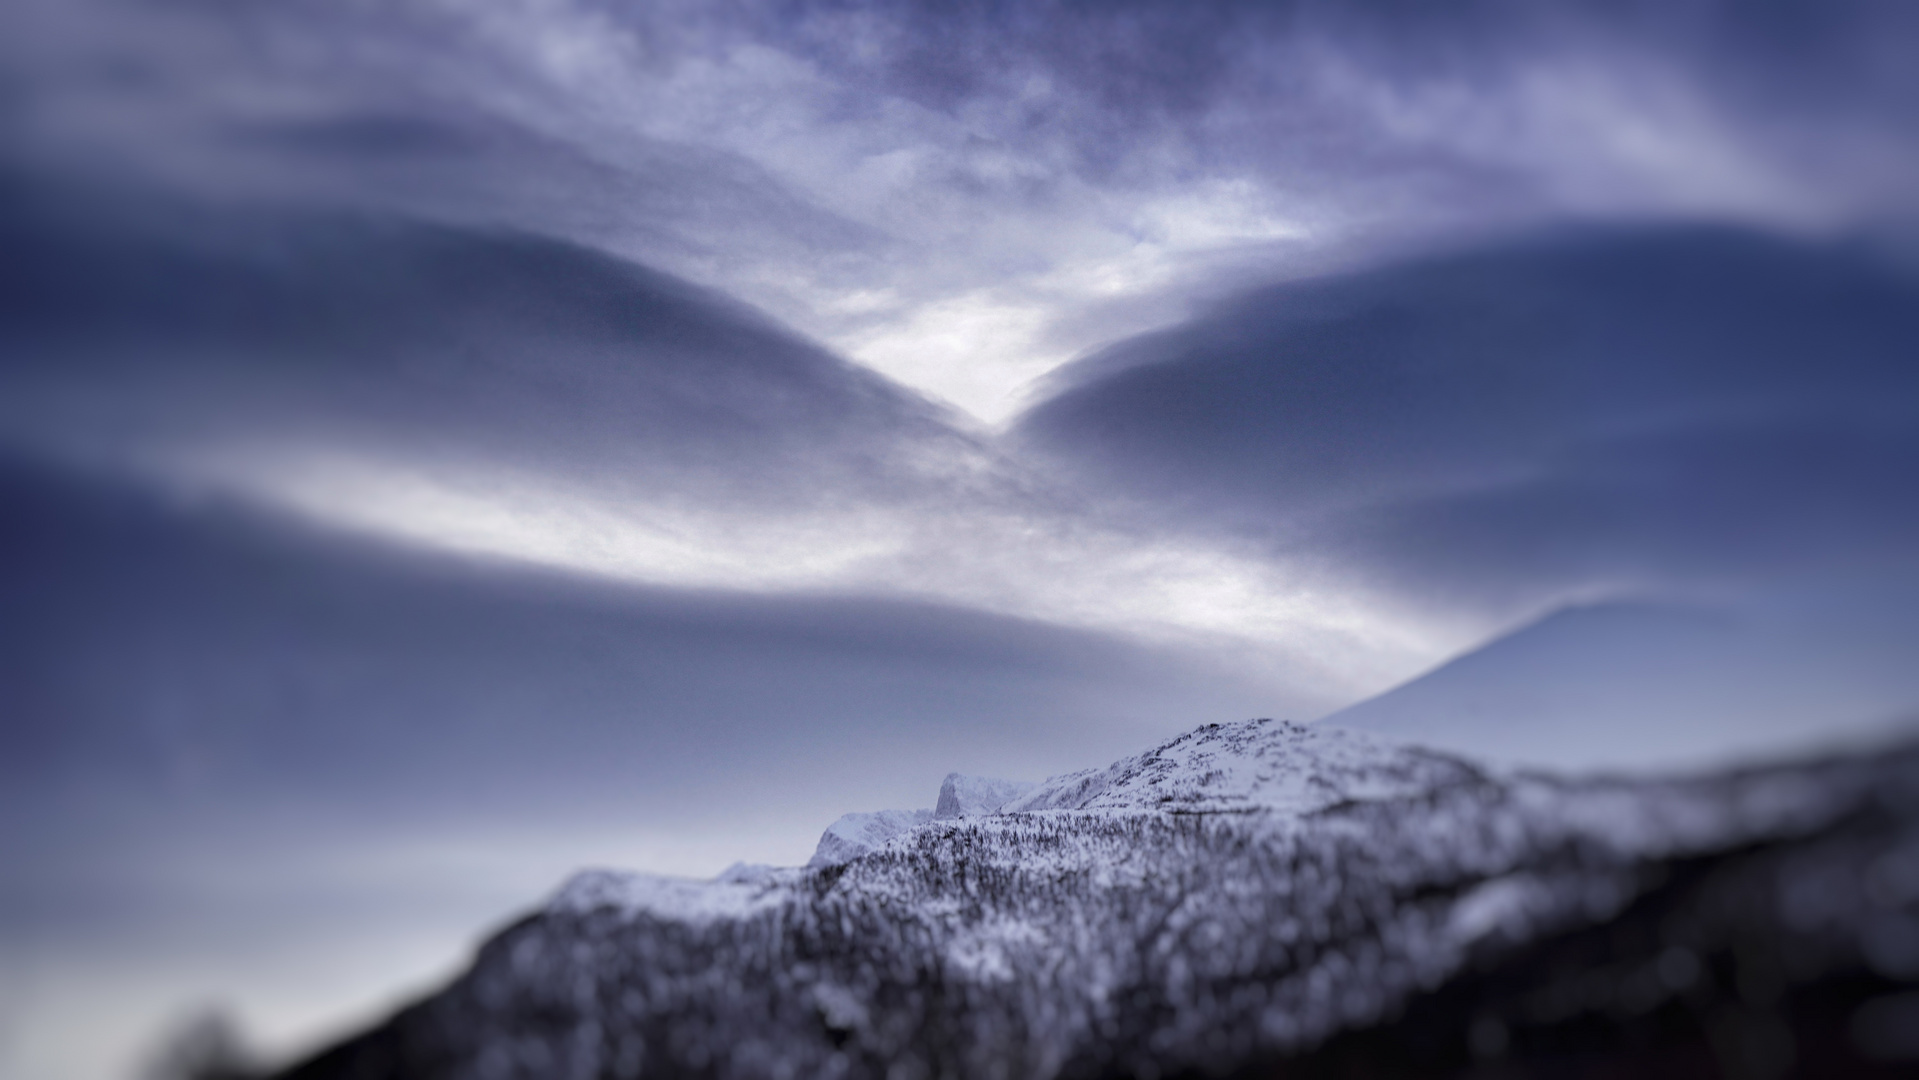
top-left (269, 718), bottom-right (1919, 1079)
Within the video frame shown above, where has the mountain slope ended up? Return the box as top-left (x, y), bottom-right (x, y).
top-left (1324, 598), bottom-right (1919, 772)
top-left (270, 719), bottom-right (1919, 1079)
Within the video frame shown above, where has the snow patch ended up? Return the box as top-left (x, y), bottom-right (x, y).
top-left (808, 808), bottom-right (933, 868)
top-left (1003, 718), bottom-right (1482, 816)
top-left (546, 868), bottom-right (793, 922)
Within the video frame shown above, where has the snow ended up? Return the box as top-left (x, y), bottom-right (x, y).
top-left (806, 808), bottom-right (933, 868)
top-left (1001, 718), bottom-right (1480, 815)
top-left (546, 867), bottom-right (796, 923)
top-left (713, 862), bottom-right (781, 885)
top-left (934, 773), bottom-right (1036, 819)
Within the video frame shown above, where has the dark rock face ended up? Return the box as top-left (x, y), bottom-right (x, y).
top-left (271, 721), bottom-right (1919, 1080)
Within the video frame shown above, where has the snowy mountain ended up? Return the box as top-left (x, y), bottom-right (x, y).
top-left (273, 718), bottom-right (1919, 1079)
top-left (1000, 718), bottom-right (1475, 815)
top-left (1326, 596), bottom-right (1919, 773)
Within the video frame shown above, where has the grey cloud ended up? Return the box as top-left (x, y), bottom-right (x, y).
top-left (21, 0), bottom-right (1913, 387)
top-left (1, 0), bottom-right (884, 294)
top-left (0, 165), bottom-right (964, 510)
top-left (0, 158), bottom-right (1410, 702)
top-left (1016, 225), bottom-right (1919, 612)
top-left (12, 0), bottom-right (1913, 442)
top-left (756, 0), bottom-right (1919, 205)
top-left (225, 112), bottom-right (494, 162)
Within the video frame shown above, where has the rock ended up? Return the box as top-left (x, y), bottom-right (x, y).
top-left (933, 773), bottom-right (1036, 819)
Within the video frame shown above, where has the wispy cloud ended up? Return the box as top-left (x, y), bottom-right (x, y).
top-left (14, 1), bottom-right (1911, 419)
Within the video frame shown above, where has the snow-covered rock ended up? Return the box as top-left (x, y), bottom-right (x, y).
top-left (271, 718), bottom-right (1919, 1080)
top-left (1002, 717), bottom-right (1479, 814)
top-left (548, 867), bottom-right (796, 924)
top-left (806, 808), bottom-right (932, 868)
top-left (933, 773), bottom-right (1035, 819)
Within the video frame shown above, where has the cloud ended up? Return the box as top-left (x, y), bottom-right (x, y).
top-left (0, 164), bottom-right (1442, 691)
top-left (0, 165), bottom-right (953, 491)
top-left (1016, 224), bottom-right (1919, 614)
top-left (0, 163), bottom-right (971, 590)
top-left (14, 0), bottom-right (1913, 421)
top-left (7, 0), bottom-right (1911, 802)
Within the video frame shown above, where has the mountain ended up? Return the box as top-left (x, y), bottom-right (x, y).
top-left (269, 718), bottom-right (1919, 1079)
top-left (1324, 597), bottom-right (1919, 772)
top-left (935, 774), bottom-right (1036, 820)
top-left (807, 775), bottom-right (1040, 869)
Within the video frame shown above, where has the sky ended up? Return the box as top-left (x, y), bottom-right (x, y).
top-left (2, 2), bottom-right (1918, 1078)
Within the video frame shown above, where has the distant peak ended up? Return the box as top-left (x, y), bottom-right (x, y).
top-left (934, 773), bottom-right (1037, 819)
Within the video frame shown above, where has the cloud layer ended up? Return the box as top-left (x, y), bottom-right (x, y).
top-left (1019, 224), bottom-right (1919, 615)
